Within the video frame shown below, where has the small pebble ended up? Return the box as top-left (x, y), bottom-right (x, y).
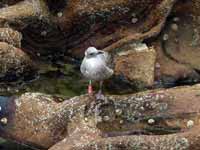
top-left (173, 17), bottom-right (180, 22)
top-left (140, 106), bottom-right (145, 111)
top-left (35, 128), bottom-right (39, 132)
top-left (1, 117), bottom-right (8, 125)
top-left (148, 118), bottom-right (155, 125)
top-left (7, 87), bottom-right (11, 92)
top-left (163, 34), bottom-right (169, 41)
top-left (119, 120), bottom-right (124, 124)
top-left (187, 120), bottom-right (194, 128)
top-left (84, 117), bottom-right (88, 122)
top-left (131, 18), bottom-right (138, 24)
top-left (37, 53), bottom-right (41, 57)
top-left (41, 31), bottom-right (47, 36)
top-left (115, 109), bottom-right (122, 116)
top-left (171, 23), bottom-right (178, 31)
top-left (103, 116), bottom-right (110, 122)
top-left (62, 138), bottom-right (67, 142)
top-left (57, 12), bottom-right (63, 17)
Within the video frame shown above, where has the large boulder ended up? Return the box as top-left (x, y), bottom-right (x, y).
top-left (0, 42), bottom-right (36, 81)
top-left (114, 43), bottom-right (156, 89)
top-left (1, 84), bottom-right (200, 149)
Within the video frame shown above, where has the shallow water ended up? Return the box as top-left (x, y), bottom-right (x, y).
top-left (0, 138), bottom-right (34, 150)
top-left (0, 63), bottom-right (87, 98)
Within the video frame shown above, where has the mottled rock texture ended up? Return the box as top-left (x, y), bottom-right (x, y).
top-left (1, 84), bottom-right (200, 149)
top-left (0, 0), bottom-right (178, 87)
top-left (0, 42), bottom-right (36, 81)
top-left (0, 1), bottom-right (200, 149)
top-left (114, 44), bottom-right (156, 87)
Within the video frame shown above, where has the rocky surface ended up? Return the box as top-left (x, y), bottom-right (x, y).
top-left (163, 14), bottom-right (200, 70)
top-left (0, 28), bottom-right (22, 47)
top-left (114, 43), bottom-right (156, 88)
top-left (0, 42), bottom-right (36, 82)
top-left (151, 0), bottom-right (200, 87)
top-left (1, 84), bottom-right (200, 149)
top-left (0, 0), bottom-right (200, 150)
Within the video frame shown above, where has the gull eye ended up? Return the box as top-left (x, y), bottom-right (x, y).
top-left (89, 52), bottom-right (95, 56)
top-left (98, 51), bottom-right (103, 54)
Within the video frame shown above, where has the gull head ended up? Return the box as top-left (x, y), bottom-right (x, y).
top-left (85, 47), bottom-right (103, 58)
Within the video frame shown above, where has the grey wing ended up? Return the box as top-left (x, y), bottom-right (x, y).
top-left (99, 52), bottom-right (114, 78)
top-left (80, 58), bottom-right (87, 75)
top-left (95, 65), bottom-right (113, 80)
top-left (105, 66), bottom-right (114, 77)
top-left (99, 50), bottom-right (113, 68)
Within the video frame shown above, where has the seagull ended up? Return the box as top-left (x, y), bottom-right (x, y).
top-left (80, 47), bottom-right (113, 100)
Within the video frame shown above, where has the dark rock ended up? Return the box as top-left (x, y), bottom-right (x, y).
top-left (0, 42), bottom-right (37, 82)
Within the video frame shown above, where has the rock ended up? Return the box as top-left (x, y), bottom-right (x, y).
top-left (55, 0), bottom-right (159, 31)
top-left (170, 23), bottom-right (178, 31)
top-left (162, 34), bottom-right (169, 41)
top-left (163, 4), bottom-right (200, 71)
top-left (0, 28), bottom-right (22, 47)
top-left (63, 0), bottom-right (177, 58)
top-left (40, 30), bottom-right (47, 36)
top-left (131, 17), bottom-right (138, 24)
top-left (2, 83), bottom-right (200, 149)
top-left (148, 118), bottom-right (155, 125)
top-left (152, 40), bottom-right (200, 87)
top-left (0, 42), bottom-right (37, 81)
top-left (57, 12), bottom-right (63, 18)
top-left (173, 17), bottom-right (180, 22)
top-left (0, 0), bottom-right (49, 25)
top-left (0, 117), bottom-right (8, 125)
top-left (187, 120), bottom-right (194, 128)
top-left (114, 43), bottom-right (156, 89)
top-left (174, 0), bottom-right (200, 17)
top-left (0, 0), bottom-right (177, 60)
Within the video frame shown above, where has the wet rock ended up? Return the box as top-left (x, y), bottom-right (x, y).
top-left (0, 117), bottom-right (8, 125)
top-left (153, 40), bottom-right (200, 87)
top-left (163, 33), bottom-right (169, 41)
top-left (0, 42), bottom-right (37, 81)
top-left (0, 0), bottom-right (177, 60)
top-left (163, 6), bottom-right (200, 71)
top-left (0, 28), bottom-right (22, 47)
top-left (0, 0), bottom-right (49, 26)
top-left (173, 17), bottom-right (180, 22)
top-left (174, 0), bottom-right (200, 17)
top-left (48, 84), bottom-right (200, 150)
top-left (170, 23), bottom-right (178, 31)
top-left (114, 43), bottom-right (156, 89)
top-left (2, 84), bottom-right (200, 149)
top-left (55, 0), bottom-right (163, 32)
top-left (131, 17), bottom-right (138, 24)
top-left (57, 12), bottom-right (63, 18)
top-left (187, 120), bottom-right (194, 128)
top-left (148, 118), bottom-right (155, 125)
